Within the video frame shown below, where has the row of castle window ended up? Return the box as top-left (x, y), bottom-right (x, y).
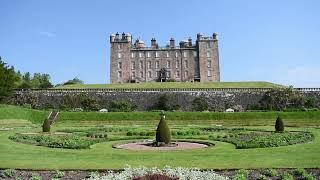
top-left (117, 60), bottom-right (189, 70)
top-left (117, 70), bottom-right (211, 79)
top-left (117, 51), bottom-right (198, 59)
top-left (117, 51), bottom-right (209, 59)
top-left (117, 70), bottom-right (189, 79)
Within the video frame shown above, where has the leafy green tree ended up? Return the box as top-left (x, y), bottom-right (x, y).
top-left (0, 57), bottom-right (19, 102)
top-left (63, 77), bottom-right (84, 85)
top-left (107, 100), bottom-right (136, 112)
top-left (192, 97), bottom-right (209, 111)
top-left (275, 116), bottom-right (284, 132)
top-left (156, 111), bottom-right (171, 145)
top-left (156, 94), bottom-right (169, 110)
top-left (305, 97), bottom-right (317, 108)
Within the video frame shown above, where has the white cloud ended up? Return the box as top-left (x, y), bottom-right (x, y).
top-left (39, 31), bottom-right (56, 38)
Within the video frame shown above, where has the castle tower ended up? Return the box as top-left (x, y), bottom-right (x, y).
top-left (110, 32), bottom-right (132, 83)
top-left (196, 33), bottom-right (220, 82)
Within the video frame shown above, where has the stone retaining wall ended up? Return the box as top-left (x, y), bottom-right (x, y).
top-left (10, 89), bottom-right (320, 111)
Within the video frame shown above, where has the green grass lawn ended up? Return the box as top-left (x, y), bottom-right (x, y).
top-left (54, 81), bottom-right (284, 89)
top-left (0, 105), bottom-right (320, 170)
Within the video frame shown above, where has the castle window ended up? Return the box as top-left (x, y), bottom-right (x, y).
top-left (118, 71), bottom-right (122, 78)
top-left (207, 70), bottom-right (212, 77)
top-left (131, 52), bottom-right (135, 58)
top-left (166, 52), bottom-right (169, 58)
top-left (207, 61), bottom-right (212, 68)
top-left (184, 70), bottom-right (189, 78)
top-left (156, 61), bottom-right (160, 69)
top-left (131, 72), bottom-right (135, 78)
top-left (118, 44), bottom-right (121, 49)
top-left (118, 53), bottom-right (122, 59)
top-left (183, 51), bottom-right (187, 58)
top-left (147, 52), bottom-right (151, 58)
top-left (193, 51), bottom-right (197, 57)
top-left (139, 61), bottom-right (143, 69)
top-left (148, 71), bottom-right (152, 78)
top-left (166, 61), bottom-right (171, 68)
top-left (184, 60), bottom-right (188, 68)
top-left (166, 71), bottom-right (171, 78)
top-left (131, 61), bottom-right (135, 70)
top-left (156, 51), bottom-right (160, 58)
top-left (206, 51), bottom-right (211, 58)
top-left (176, 71), bottom-right (180, 78)
top-left (118, 62), bottom-right (122, 69)
top-left (140, 71), bottom-right (144, 78)
top-left (175, 52), bottom-right (178, 58)
top-left (139, 52), bottom-right (143, 58)
top-left (147, 61), bottom-right (151, 69)
top-left (156, 71), bottom-right (160, 77)
top-left (175, 60), bottom-right (179, 68)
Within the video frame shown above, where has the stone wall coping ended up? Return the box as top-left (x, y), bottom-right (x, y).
top-left (14, 88), bottom-right (320, 93)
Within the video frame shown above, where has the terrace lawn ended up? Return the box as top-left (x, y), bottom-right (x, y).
top-left (0, 105), bottom-right (319, 170)
top-left (54, 81), bottom-right (284, 89)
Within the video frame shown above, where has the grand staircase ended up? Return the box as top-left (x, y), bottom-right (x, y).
top-left (47, 111), bottom-right (59, 125)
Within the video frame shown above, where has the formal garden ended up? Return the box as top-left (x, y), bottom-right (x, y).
top-left (0, 104), bottom-right (320, 179)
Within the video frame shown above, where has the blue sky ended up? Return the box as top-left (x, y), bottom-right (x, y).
top-left (1, 0), bottom-right (319, 87)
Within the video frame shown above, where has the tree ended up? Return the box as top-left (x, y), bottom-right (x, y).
top-left (156, 111), bottom-right (171, 145)
top-left (275, 116), bottom-right (284, 132)
top-left (63, 77), bottom-right (84, 85)
top-left (0, 57), bottom-right (19, 102)
top-left (156, 94), bottom-right (169, 111)
top-left (18, 72), bottom-right (32, 89)
top-left (192, 97), bottom-right (208, 111)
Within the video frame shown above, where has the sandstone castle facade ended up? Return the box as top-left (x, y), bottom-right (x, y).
top-left (110, 32), bottom-right (220, 83)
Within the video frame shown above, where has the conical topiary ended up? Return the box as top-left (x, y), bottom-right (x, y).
top-left (42, 118), bottom-right (51, 132)
top-left (275, 116), bottom-right (284, 132)
top-left (156, 111), bottom-right (171, 145)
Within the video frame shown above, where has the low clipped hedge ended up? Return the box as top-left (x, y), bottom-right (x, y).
top-left (9, 133), bottom-right (106, 149)
top-left (209, 131), bottom-right (314, 149)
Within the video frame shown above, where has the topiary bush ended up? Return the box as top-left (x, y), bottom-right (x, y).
top-left (275, 116), bottom-right (284, 132)
top-left (42, 118), bottom-right (50, 132)
top-left (156, 111), bottom-right (171, 145)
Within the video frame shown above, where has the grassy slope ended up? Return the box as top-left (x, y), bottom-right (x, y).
top-left (1, 105), bottom-right (320, 127)
top-left (54, 81), bottom-right (284, 89)
top-left (0, 105), bottom-right (48, 124)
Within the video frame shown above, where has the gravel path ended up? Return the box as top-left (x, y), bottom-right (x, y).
top-left (116, 141), bottom-right (208, 151)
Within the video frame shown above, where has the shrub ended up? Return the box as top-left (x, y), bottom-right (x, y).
top-left (54, 170), bottom-right (65, 178)
top-left (263, 168), bottom-right (277, 177)
top-left (192, 97), bottom-right (209, 111)
top-left (30, 173), bottom-right (41, 180)
top-left (80, 97), bottom-right (100, 111)
top-left (233, 169), bottom-right (248, 180)
top-left (275, 116), bottom-right (284, 132)
top-left (294, 168), bottom-right (306, 176)
top-left (281, 172), bottom-right (293, 180)
top-left (156, 94), bottom-right (169, 111)
top-left (301, 173), bottom-right (315, 180)
top-left (42, 118), bottom-right (50, 132)
top-left (156, 112), bottom-right (171, 144)
top-left (108, 100), bottom-right (136, 112)
top-left (257, 174), bottom-right (267, 180)
top-left (1, 169), bottom-right (16, 177)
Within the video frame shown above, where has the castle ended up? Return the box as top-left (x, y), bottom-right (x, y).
top-left (110, 32), bottom-right (220, 83)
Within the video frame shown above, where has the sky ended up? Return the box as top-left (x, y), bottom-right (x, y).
top-left (0, 0), bottom-right (320, 87)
